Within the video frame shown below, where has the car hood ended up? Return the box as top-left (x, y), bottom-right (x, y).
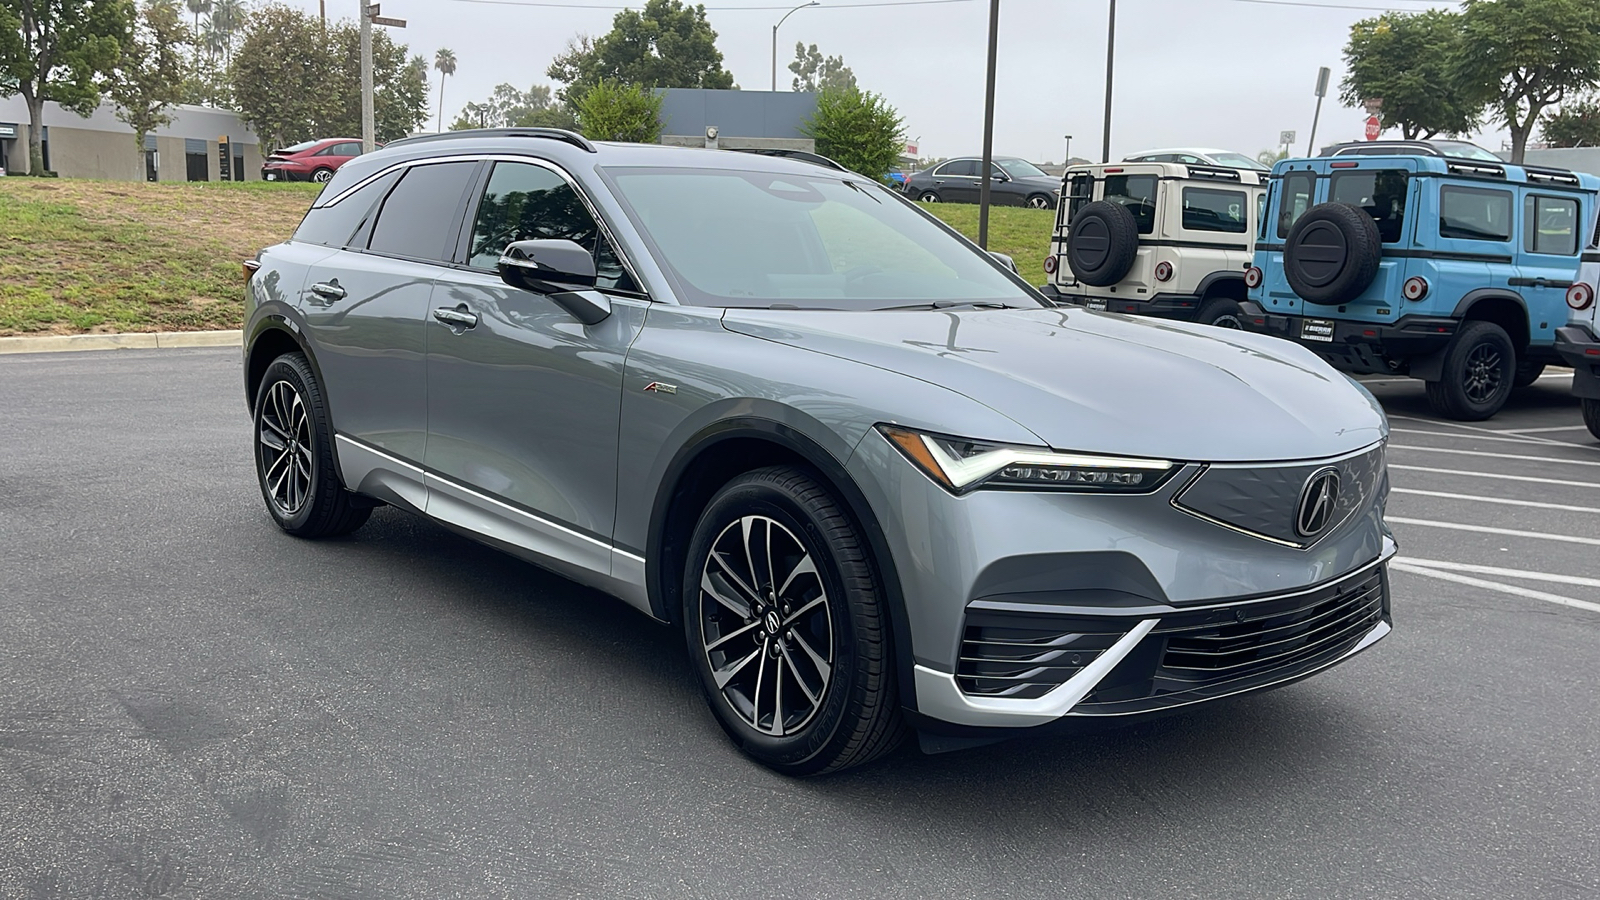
top-left (721, 307), bottom-right (1386, 462)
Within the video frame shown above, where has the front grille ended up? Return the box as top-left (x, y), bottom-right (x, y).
top-left (1173, 444), bottom-right (1386, 547)
top-left (957, 618), bottom-right (1126, 700)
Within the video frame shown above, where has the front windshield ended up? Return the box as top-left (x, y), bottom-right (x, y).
top-left (1435, 141), bottom-right (1502, 162)
top-left (996, 158), bottom-right (1048, 179)
top-left (604, 167), bottom-right (1041, 311)
top-left (1210, 151), bottom-right (1270, 171)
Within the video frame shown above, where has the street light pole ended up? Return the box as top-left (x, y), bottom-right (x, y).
top-left (1101, 0), bottom-right (1115, 163)
top-left (772, 1), bottom-right (819, 92)
top-left (978, 0), bottom-right (999, 250)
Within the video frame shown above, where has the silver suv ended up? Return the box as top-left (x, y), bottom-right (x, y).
top-left (244, 129), bottom-right (1395, 774)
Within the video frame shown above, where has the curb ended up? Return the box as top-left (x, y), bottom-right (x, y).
top-left (0, 330), bottom-right (242, 355)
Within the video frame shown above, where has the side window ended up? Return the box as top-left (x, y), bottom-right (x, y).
top-left (335, 142), bottom-right (362, 157)
top-left (292, 169), bottom-right (401, 247)
top-left (466, 161), bottom-right (637, 292)
top-left (1066, 173), bottom-right (1093, 222)
top-left (990, 163), bottom-right (1006, 180)
top-left (1278, 172), bottom-right (1315, 238)
top-left (1524, 194), bottom-right (1579, 255)
top-left (1181, 187), bottom-right (1247, 233)
top-left (1104, 174), bottom-right (1157, 234)
top-left (366, 161), bottom-right (478, 261)
top-left (1330, 169), bottom-right (1408, 243)
top-left (1439, 186), bottom-right (1511, 242)
top-left (938, 159), bottom-right (977, 177)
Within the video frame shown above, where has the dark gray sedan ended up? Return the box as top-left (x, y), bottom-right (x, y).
top-left (243, 129), bottom-right (1393, 775)
top-left (903, 156), bottom-right (1061, 208)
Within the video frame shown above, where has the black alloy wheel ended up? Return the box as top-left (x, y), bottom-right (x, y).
top-left (1424, 320), bottom-right (1516, 421)
top-left (253, 352), bottom-right (372, 537)
top-left (684, 466), bottom-right (904, 775)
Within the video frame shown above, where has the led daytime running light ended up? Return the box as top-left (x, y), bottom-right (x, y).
top-left (880, 426), bottom-right (1174, 494)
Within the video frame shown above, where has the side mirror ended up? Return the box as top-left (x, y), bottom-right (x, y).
top-left (497, 239), bottom-right (610, 325)
top-left (993, 171), bottom-right (1012, 183)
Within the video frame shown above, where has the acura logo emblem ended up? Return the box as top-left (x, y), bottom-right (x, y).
top-left (1296, 467), bottom-right (1341, 537)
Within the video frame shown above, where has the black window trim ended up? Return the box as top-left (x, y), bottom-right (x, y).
top-left (1523, 191), bottom-right (1581, 257)
top-left (1437, 183), bottom-right (1513, 244)
top-left (320, 153), bottom-right (651, 299)
top-left (932, 158), bottom-right (981, 179)
top-left (358, 159), bottom-right (482, 265)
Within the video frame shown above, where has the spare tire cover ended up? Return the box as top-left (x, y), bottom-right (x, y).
top-left (1067, 200), bottom-right (1140, 287)
top-left (1284, 202), bottom-right (1382, 305)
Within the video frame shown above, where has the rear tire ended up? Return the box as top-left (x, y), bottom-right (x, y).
top-left (917, 190), bottom-right (941, 203)
top-left (311, 167), bottom-right (334, 184)
top-left (683, 466), bottom-right (904, 776)
top-left (1197, 297), bottom-right (1245, 329)
top-left (1584, 398), bottom-right (1600, 441)
top-left (253, 352), bottom-right (371, 537)
top-left (1513, 360), bottom-right (1545, 388)
top-left (1423, 321), bottom-right (1516, 421)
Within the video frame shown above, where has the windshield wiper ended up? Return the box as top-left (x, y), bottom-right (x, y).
top-left (879, 301), bottom-right (1023, 311)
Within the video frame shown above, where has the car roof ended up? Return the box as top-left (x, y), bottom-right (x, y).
top-left (1127, 148), bottom-right (1231, 157)
top-left (1063, 160), bottom-right (1269, 185)
top-left (1269, 154), bottom-right (1600, 191)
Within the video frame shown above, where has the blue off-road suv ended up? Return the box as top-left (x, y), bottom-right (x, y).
top-left (1240, 154), bottom-right (1600, 420)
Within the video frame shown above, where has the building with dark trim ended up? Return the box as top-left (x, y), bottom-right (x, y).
top-left (0, 98), bottom-right (262, 181)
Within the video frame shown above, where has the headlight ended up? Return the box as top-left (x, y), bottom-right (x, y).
top-left (879, 425), bottom-right (1176, 494)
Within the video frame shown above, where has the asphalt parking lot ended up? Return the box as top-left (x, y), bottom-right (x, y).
top-left (2, 347), bottom-right (1597, 899)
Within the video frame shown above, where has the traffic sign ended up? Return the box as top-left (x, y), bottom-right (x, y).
top-left (1364, 115), bottom-right (1381, 141)
top-left (1280, 130), bottom-right (1296, 146)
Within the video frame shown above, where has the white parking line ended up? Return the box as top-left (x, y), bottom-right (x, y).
top-left (1386, 516), bottom-right (1600, 546)
top-left (1390, 464), bottom-right (1600, 488)
top-left (1389, 427), bottom-right (1586, 447)
top-left (1390, 562), bottom-right (1600, 615)
top-left (1390, 444), bottom-right (1600, 468)
top-left (1493, 425), bottom-right (1592, 434)
top-left (1390, 487), bottom-right (1600, 514)
top-left (1387, 415), bottom-right (1578, 448)
top-left (1399, 557), bottom-right (1600, 589)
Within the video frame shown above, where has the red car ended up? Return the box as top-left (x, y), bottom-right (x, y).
top-left (261, 138), bottom-right (364, 184)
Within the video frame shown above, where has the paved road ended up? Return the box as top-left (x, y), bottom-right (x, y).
top-left (1, 348), bottom-right (1597, 899)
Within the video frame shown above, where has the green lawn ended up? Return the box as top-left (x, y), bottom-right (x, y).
top-left (0, 178), bottom-right (1053, 336)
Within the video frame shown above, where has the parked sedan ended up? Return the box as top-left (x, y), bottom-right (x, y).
top-left (244, 131), bottom-right (1394, 775)
top-left (261, 138), bottom-right (364, 183)
top-left (903, 156), bottom-right (1060, 208)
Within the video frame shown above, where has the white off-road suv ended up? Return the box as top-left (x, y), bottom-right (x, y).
top-left (1042, 162), bottom-right (1267, 328)
top-left (1555, 236), bottom-right (1600, 440)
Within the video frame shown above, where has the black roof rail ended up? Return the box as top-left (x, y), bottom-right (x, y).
top-left (385, 128), bottom-right (597, 153)
top-left (725, 147), bottom-right (849, 172)
top-left (1446, 160), bottom-right (1507, 179)
top-left (1184, 164), bottom-right (1242, 181)
top-left (1521, 164), bottom-right (1581, 186)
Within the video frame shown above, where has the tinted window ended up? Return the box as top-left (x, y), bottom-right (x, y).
top-left (1439, 186), bottom-right (1511, 242)
top-left (1181, 187), bottom-right (1247, 233)
top-left (1279, 172), bottom-right (1315, 238)
top-left (1257, 190), bottom-right (1269, 240)
top-left (367, 161), bottom-right (477, 261)
top-left (1104, 174), bottom-right (1157, 234)
top-left (1066, 173), bottom-right (1093, 222)
top-left (467, 161), bottom-right (635, 291)
top-left (292, 170), bottom-right (401, 247)
top-left (938, 159), bottom-right (977, 177)
top-left (1331, 169), bottom-right (1408, 243)
top-left (1525, 194), bottom-right (1579, 255)
top-left (335, 142), bottom-right (362, 156)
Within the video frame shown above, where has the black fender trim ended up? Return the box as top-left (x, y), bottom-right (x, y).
top-left (1450, 288), bottom-right (1529, 323)
top-left (1194, 270), bottom-right (1246, 299)
top-left (646, 418), bottom-right (920, 714)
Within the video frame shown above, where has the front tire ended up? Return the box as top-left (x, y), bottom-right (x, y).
top-left (1584, 398), bottom-right (1600, 441)
top-left (253, 352), bottom-right (371, 537)
top-left (1424, 320), bottom-right (1516, 421)
top-left (683, 466), bottom-right (903, 776)
top-left (1026, 193), bottom-right (1053, 210)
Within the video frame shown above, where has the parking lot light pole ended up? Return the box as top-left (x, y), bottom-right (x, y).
top-left (978, 0), bottom-right (1000, 250)
top-left (772, 2), bottom-right (820, 92)
top-left (1101, 0), bottom-right (1115, 163)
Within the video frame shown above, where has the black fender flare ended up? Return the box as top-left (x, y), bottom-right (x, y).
top-left (1449, 287), bottom-right (1529, 323)
top-left (1194, 270), bottom-right (1246, 299)
top-left (646, 417), bottom-right (919, 714)
top-left (1408, 290), bottom-right (1530, 382)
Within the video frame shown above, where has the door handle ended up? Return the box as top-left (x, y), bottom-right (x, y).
top-left (432, 306), bottom-right (478, 329)
top-left (309, 281), bottom-right (346, 300)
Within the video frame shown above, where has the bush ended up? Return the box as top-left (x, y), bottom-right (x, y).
top-left (1542, 97), bottom-right (1600, 148)
top-left (801, 87), bottom-right (905, 182)
top-left (576, 80), bottom-right (663, 143)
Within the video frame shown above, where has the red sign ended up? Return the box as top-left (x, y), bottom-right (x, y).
top-left (1365, 116), bottom-right (1381, 141)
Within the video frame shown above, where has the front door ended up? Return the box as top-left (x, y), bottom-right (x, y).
top-left (423, 159), bottom-right (647, 573)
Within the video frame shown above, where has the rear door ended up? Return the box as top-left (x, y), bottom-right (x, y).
top-left (1433, 181), bottom-right (1515, 323)
top-left (1518, 190), bottom-right (1585, 348)
top-left (936, 159), bottom-right (981, 203)
top-left (298, 159), bottom-right (480, 491)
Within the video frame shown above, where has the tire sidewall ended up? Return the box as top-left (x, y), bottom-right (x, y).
top-left (682, 474), bottom-right (862, 770)
top-left (312, 168), bottom-right (334, 183)
top-left (918, 190), bottom-right (940, 203)
top-left (253, 355), bottom-right (323, 532)
top-left (1584, 398), bottom-right (1600, 440)
top-left (1199, 297), bottom-right (1245, 328)
top-left (1067, 200), bottom-right (1140, 287)
top-left (1440, 322), bottom-right (1515, 419)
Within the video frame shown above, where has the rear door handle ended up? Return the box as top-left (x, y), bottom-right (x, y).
top-left (309, 281), bottom-right (346, 300)
top-left (432, 306), bottom-right (478, 329)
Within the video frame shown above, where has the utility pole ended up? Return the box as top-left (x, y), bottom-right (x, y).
top-left (1101, 0), bottom-right (1115, 163)
top-left (360, 0), bottom-right (374, 152)
top-left (977, 0), bottom-right (1000, 250)
top-left (772, 2), bottom-right (818, 92)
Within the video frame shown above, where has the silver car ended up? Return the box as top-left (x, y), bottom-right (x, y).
top-left (244, 129), bottom-right (1395, 775)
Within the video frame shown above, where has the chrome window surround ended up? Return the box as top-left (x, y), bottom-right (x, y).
top-left (316, 153), bottom-right (649, 298)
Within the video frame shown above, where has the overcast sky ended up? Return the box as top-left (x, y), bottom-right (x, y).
top-left (284, 0), bottom-right (1502, 161)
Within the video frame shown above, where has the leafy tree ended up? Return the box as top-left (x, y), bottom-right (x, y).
top-left (1542, 95), bottom-right (1600, 146)
top-left (1341, 10), bottom-right (1480, 140)
top-left (433, 47), bottom-right (455, 132)
top-left (110, 0), bottom-right (188, 156)
top-left (448, 81), bottom-right (575, 130)
top-left (0, 0), bottom-right (134, 175)
top-left (184, 0), bottom-right (208, 68)
top-left (801, 86), bottom-right (904, 181)
top-left (546, 0), bottom-right (734, 106)
top-left (575, 78), bottom-right (661, 142)
top-left (788, 41), bottom-right (854, 93)
top-left (1256, 147), bottom-right (1288, 168)
top-left (1455, 0), bottom-right (1600, 163)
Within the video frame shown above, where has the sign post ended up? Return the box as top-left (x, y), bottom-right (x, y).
top-left (217, 135), bottom-right (231, 181)
top-left (360, 2), bottom-right (406, 153)
top-left (1305, 66), bottom-right (1330, 157)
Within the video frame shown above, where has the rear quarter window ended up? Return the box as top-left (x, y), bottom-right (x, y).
top-left (1330, 169), bottom-right (1408, 243)
top-left (1439, 186), bottom-right (1512, 242)
top-left (292, 170), bottom-right (401, 247)
top-left (1181, 187), bottom-right (1247, 233)
top-left (1525, 194), bottom-right (1579, 255)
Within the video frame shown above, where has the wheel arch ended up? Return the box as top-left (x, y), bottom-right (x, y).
top-left (1452, 290), bottom-right (1530, 351)
top-left (245, 316), bottom-right (349, 489)
top-left (1196, 271), bottom-right (1246, 301)
top-left (647, 418), bottom-right (918, 712)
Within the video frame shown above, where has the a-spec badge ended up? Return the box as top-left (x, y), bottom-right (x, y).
top-left (642, 381), bottom-right (678, 394)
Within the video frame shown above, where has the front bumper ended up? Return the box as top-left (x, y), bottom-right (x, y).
top-left (1555, 324), bottom-right (1600, 400)
top-left (1041, 283), bottom-right (1201, 320)
top-left (1241, 303), bottom-right (1457, 373)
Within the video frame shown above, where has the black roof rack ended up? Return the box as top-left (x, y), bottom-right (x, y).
top-left (1184, 164), bottom-right (1243, 181)
top-left (1522, 164), bottom-right (1581, 186)
top-left (385, 128), bottom-right (596, 153)
top-left (726, 147), bottom-right (849, 172)
top-left (1446, 160), bottom-right (1507, 179)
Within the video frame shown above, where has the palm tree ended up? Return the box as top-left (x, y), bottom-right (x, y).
top-left (434, 48), bottom-right (457, 133)
top-left (209, 0), bottom-right (246, 63)
top-left (185, 0), bottom-right (213, 69)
